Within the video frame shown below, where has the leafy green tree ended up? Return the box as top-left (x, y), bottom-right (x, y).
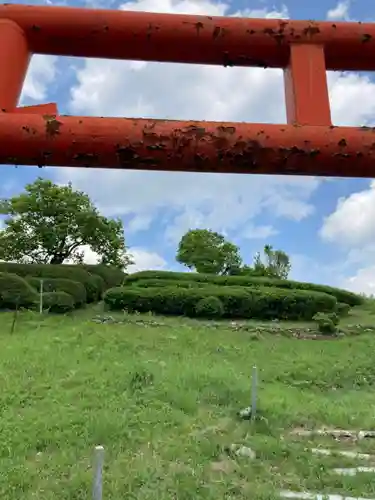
top-left (0, 178), bottom-right (133, 268)
top-left (253, 244), bottom-right (291, 279)
top-left (176, 229), bottom-right (242, 274)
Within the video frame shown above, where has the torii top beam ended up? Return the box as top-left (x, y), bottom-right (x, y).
top-left (0, 3), bottom-right (374, 70)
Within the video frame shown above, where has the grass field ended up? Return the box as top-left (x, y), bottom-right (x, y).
top-left (2, 304), bottom-right (375, 499)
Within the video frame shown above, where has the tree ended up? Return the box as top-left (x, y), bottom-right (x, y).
top-left (253, 244), bottom-right (291, 279)
top-left (0, 178), bottom-right (133, 268)
top-left (176, 229), bottom-right (242, 274)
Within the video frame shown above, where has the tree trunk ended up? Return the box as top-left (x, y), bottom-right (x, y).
top-left (49, 254), bottom-right (65, 264)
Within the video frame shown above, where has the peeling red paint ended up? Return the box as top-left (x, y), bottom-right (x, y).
top-left (42, 114), bottom-right (62, 136)
top-left (0, 114), bottom-right (372, 177)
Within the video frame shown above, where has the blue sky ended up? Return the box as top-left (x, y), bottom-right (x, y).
top-left (1, 0), bottom-right (375, 293)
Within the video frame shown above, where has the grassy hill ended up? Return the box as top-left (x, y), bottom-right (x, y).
top-left (1, 303), bottom-right (375, 499)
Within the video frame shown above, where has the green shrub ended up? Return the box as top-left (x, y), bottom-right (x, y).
top-left (195, 296), bottom-right (224, 318)
top-left (131, 279), bottom-right (204, 289)
top-left (328, 312), bottom-right (339, 326)
top-left (336, 302), bottom-right (350, 317)
top-left (313, 312), bottom-right (338, 335)
top-left (104, 285), bottom-right (337, 320)
top-left (25, 277), bottom-right (87, 307)
top-left (80, 264), bottom-right (125, 289)
top-left (0, 263), bottom-right (101, 303)
top-left (0, 272), bottom-right (37, 309)
top-left (41, 291), bottom-right (75, 313)
top-left (86, 273), bottom-right (104, 301)
top-left (64, 265), bottom-right (104, 302)
top-left (124, 270), bottom-right (362, 307)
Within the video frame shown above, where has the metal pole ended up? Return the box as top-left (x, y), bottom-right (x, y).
top-left (251, 365), bottom-right (258, 420)
top-left (39, 279), bottom-right (43, 314)
top-left (93, 445), bottom-right (104, 500)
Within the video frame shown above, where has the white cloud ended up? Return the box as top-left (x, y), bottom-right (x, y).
top-left (21, 55), bottom-right (58, 103)
top-left (340, 267), bottom-right (375, 296)
top-left (127, 214), bottom-right (153, 233)
top-left (328, 72), bottom-right (375, 126)
top-left (64, 245), bottom-right (101, 265)
top-left (320, 182), bottom-right (375, 295)
top-left (43, 0), bottom-right (68, 4)
top-left (320, 182), bottom-right (375, 248)
top-left (242, 224), bottom-right (278, 240)
top-left (64, 244), bottom-right (165, 273)
top-left (327, 1), bottom-right (350, 20)
top-left (57, 168), bottom-right (320, 245)
top-left (127, 247), bottom-right (167, 273)
top-left (289, 253), bottom-right (349, 287)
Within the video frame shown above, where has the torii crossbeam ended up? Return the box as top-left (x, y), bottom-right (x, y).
top-left (0, 3), bottom-right (375, 177)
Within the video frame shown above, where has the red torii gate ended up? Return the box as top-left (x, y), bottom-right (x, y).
top-left (0, 3), bottom-right (375, 177)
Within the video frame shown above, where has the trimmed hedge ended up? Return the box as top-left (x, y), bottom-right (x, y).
top-left (64, 265), bottom-right (104, 302)
top-left (124, 271), bottom-right (361, 307)
top-left (80, 264), bottom-right (125, 289)
top-left (42, 291), bottom-right (75, 313)
top-left (0, 263), bottom-right (102, 303)
top-left (0, 273), bottom-right (74, 313)
top-left (0, 272), bottom-right (37, 309)
top-left (25, 277), bottom-right (86, 307)
top-left (130, 279), bottom-right (204, 289)
top-left (104, 285), bottom-right (337, 320)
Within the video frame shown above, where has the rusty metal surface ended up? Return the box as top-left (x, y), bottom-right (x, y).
top-left (0, 19), bottom-right (30, 110)
top-left (1, 4), bottom-right (375, 70)
top-left (0, 113), bottom-right (374, 177)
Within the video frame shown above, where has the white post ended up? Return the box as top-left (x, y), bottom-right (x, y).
top-left (93, 445), bottom-right (104, 500)
top-left (251, 365), bottom-right (258, 420)
top-left (39, 279), bottom-right (44, 314)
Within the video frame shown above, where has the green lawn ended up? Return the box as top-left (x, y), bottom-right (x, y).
top-left (1, 306), bottom-right (375, 499)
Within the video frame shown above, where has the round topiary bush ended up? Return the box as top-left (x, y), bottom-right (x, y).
top-left (194, 296), bottom-right (224, 319)
top-left (41, 291), bottom-right (75, 313)
top-left (26, 276), bottom-right (87, 307)
top-left (0, 272), bottom-right (37, 309)
top-left (336, 302), bottom-right (350, 317)
top-left (313, 312), bottom-right (338, 335)
top-left (0, 262), bottom-right (102, 302)
top-left (80, 264), bottom-right (125, 289)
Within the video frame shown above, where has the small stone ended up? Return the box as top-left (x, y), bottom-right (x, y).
top-left (236, 446), bottom-right (256, 459)
top-left (238, 407), bottom-right (252, 419)
top-left (229, 444), bottom-right (256, 459)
